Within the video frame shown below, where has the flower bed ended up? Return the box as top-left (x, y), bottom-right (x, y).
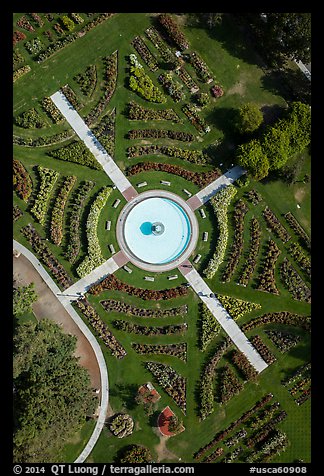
top-left (113, 320), bottom-right (187, 337)
top-left (131, 36), bottom-right (158, 71)
top-left (231, 349), bottom-right (258, 381)
top-left (91, 109), bottom-right (115, 156)
top-left (245, 189), bottom-right (263, 205)
top-left (242, 312), bottom-right (311, 333)
top-left (13, 65), bottom-right (31, 82)
top-left (182, 104), bottom-right (209, 133)
top-left (158, 71), bottom-right (185, 102)
top-left (189, 51), bottom-right (213, 83)
top-left (74, 64), bottom-right (97, 97)
top-left (245, 411), bottom-right (287, 448)
top-left (50, 175), bottom-right (77, 246)
top-left (13, 159), bottom-right (33, 202)
top-left (145, 361), bottom-right (186, 413)
top-left (217, 365), bottom-right (244, 404)
top-left (132, 343), bottom-right (187, 362)
top-left (145, 26), bottom-right (178, 67)
top-left (13, 130), bottom-right (74, 148)
top-left (15, 107), bottom-right (47, 129)
top-left (109, 413), bottom-right (134, 438)
top-left (13, 205), bottom-right (23, 222)
top-left (88, 273), bottom-right (189, 300)
top-left (126, 161), bottom-right (221, 188)
top-left (13, 31), bottom-right (27, 47)
top-left (24, 37), bottom-right (45, 55)
top-left (224, 428), bottom-right (247, 448)
top-left (249, 335), bottom-right (276, 364)
top-left (61, 84), bottom-right (82, 110)
top-left (199, 338), bottom-right (232, 420)
top-left (17, 15), bottom-right (35, 32)
top-left (128, 54), bottom-right (166, 104)
top-left (75, 298), bottom-right (127, 359)
top-left (199, 303), bottom-right (220, 351)
top-left (280, 258), bottom-right (311, 303)
top-left (194, 393), bottom-right (274, 459)
top-left (100, 299), bottom-right (188, 318)
top-left (211, 84), bottom-right (224, 98)
top-left (287, 242), bottom-right (311, 278)
top-left (127, 101), bottom-right (181, 122)
top-left (21, 224), bottom-right (73, 290)
top-left (76, 187), bottom-right (112, 278)
top-left (64, 180), bottom-right (94, 264)
top-left (158, 14), bottom-right (189, 51)
top-left (263, 206), bottom-right (291, 243)
top-left (30, 166), bottom-right (59, 225)
top-left (84, 52), bottom-right (118, 126)
top-left (217, 294), bottom-right (261, 319)
top-left (29, 13), bottom-right (44, 27)
top-left (13, 49), bottom-right (24, 70)
top-left (41, 97), bottom-right (64, 123)
top-left (176, 67), bottom-right (199, 92)
top-left (48, 140), bottom-right (102, 170)
top-left (237, 217), bottom-right (261, 286)
top-left (203, 185), bottom-right (238, 279)
top-left (127, 128), bottom-right (194, 142)
top-left (127, 144), bottom-right (206, 165)
top-left (256, 239), bottom-right (281, 295)
top-left (284, 211), bottom-right (311, 250)
top-left (265, 330), bottom-right (301, 353)
top-left (222, 199), bottom-right (248, 282)
top-left (70, 13), bottom-right (84, 25)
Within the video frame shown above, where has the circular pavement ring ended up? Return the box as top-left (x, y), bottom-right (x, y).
top-left (116, 190), bottom-right (199, 272)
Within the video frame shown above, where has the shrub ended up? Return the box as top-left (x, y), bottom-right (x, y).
top-left (127, 101), bottom-right (181, 122)
top-left (199, 303), bottom-right (221, 351)
top-left (256, 239), bottom-right (281, 294)
top-left (237, 140), bottom-right (269, 181)
top-left (13, 65), bottom-right (31, 82)
top-left (127, 144), bottom-right (206, 164)
top-left (50, 175), bottom-right (77, 246)
top-left (128, 54), bottom-right (166, 103)
top-left (234, 102), bottom-right (263, 135)
top-left (237, 217), bottom-right (261, 286)
top-left (41, 97), bottom-right (64, 124)
top-left (74, 64), bottom-right (97, 97)
top-left (119, 445), bottom-right (153, 463)
top-left (15, 108), bottom-right (47, 129)
top-left (131, 36), bottom-right (158, 71)
top-left (109, 414), bottom-right (134, 438)
top-left (280, 258), bottom-right (311, 302)
top-left (30, 166), bottom-right (59, 225)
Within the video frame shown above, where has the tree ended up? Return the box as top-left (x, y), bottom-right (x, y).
top-left (236, 140), bottom-right (270, 181)
top-left (119, 445), bottom-right (153, 463)
top-left (168, 414), bottom-right (183, 434)
top-left (234, 102), bottom-right (263, 135)
top-left (13, 282), bottom-right (37, 316)
top-left (262, 120), bottom-right (291, 170)
top-left (13, 319), bottom-right (96, 462)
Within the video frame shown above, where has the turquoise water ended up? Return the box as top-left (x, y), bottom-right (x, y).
top-left (124, 198), bottom-right (191, 264)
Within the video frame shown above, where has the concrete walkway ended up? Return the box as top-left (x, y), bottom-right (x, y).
top-left (50, 90), bottom-right (138, 202)
top-left (178, 261), bottom-right (268, 373)
top-left (187, 166), bottom-right (246, 210)
top-left (13, 240), bottom-right (109, 463)
top-left (62, 251), bottom-right (129, 300)
top-left (294, 59), bottom-right (311, 82)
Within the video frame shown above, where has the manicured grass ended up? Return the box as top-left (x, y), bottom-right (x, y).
top-left (13, 12), bottom-right (311, 464)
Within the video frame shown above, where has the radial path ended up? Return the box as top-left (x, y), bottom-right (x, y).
top-left (178, 261), bottom-right (268, 373)
top-left (50, 90), bottom-right (138, 202)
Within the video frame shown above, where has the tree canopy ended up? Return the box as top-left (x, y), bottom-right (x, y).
top-left (234, 102), bottom-right (264, 135)
top-left (13, 282), bottom-right (37, 316)
top-left (13, 319), bottom-right (96, 462)
top-left (237, 140), bottom-right (270, 181)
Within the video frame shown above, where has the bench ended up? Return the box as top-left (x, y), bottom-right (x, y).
top-left (137, 181), bottom-right (147, 188)
top-left (199, 209), bottom-right (206, 219)
top-left (183, 189), bottom-right (192, 197)
top-left (160, 180), bottom-right (171, 186)
top-left (167, 275), bottom-right (178, 280)
top-left (106, 220), bottom-right (111, 231)
top-left (123, 265), bottom-right (132, 274)
top-left (113, 199), bottom-right (121, 208)
top-left (203, 232), bottom-right (208, 242)
top-left (144, 276), bottom-right (155, 282)
top-left (109, 244), bottom-right (115, 254)
top-left (193, 254), bottom-right (202, 264)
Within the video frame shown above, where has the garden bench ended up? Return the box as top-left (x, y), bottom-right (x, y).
top-left (109, 244), bottom-right (115, 254)
top-left (106, 220), bottom-right (111, 231)
top-left (113, 199), bottom-right (121, 208)
top-left (193, 254), bottom-right (201, 264)
top-left (183, 189), bottom-right (192, 197)
top-left (137, 181), bottom-right (147, 188)
top-left (123, 265), bottom-right (132, 274)
top-left (199, 209), bottom-right (206, 219)
top-left (167, 275), bottom-right (178, 280)
top-left (160, 180), bottom-right (171, 186)
top-left (203, 232), bottom-right (208, 242)
top-left (144, 276), bottom-right (155, 282)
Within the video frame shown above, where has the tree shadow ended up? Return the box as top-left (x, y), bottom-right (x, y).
top-left (148, 410), bottom-right (161, 428)
top-left (205, 106), bottom-right (237, 139)
top-left (109, 383), bottom-right (139, 410)
top-left (261, 69), bottom-right (311, 105)
top-left (260, 104), bottom-right (287, 129)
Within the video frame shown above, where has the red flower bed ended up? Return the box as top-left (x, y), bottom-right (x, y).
top-left (13, 30), bottom-right (26, 47)
top-left (88, 273), bottom-right (188, 300)
top-left (231, 349), bottom-right (258, 382)
top-left (158, 14), bottom-right (189, 51)
top-left (13, 158), bottom-right (33, 202)
top-left (211, 84), bottom-right (224, 98)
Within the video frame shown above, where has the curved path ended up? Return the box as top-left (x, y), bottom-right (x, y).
top-left (13, 240), bottom-right (109, 463)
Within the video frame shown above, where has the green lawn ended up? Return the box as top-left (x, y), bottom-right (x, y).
top-left (13, 13), bottom-right (311, 464)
